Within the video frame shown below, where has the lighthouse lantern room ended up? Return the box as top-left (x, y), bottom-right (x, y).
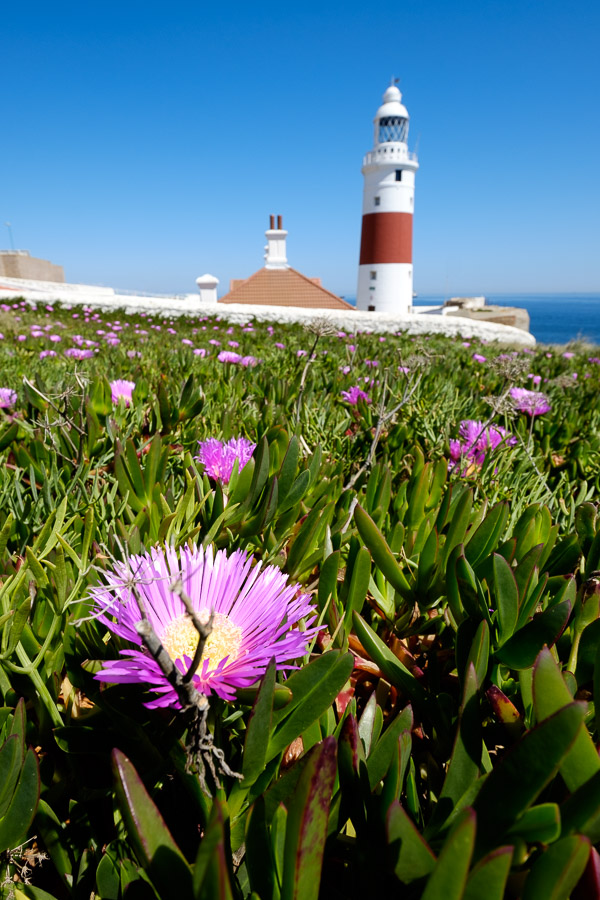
top-left (356, 83), bottom-right (418, 315)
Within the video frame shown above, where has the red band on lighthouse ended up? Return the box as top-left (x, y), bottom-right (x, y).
top-left (359, 212), bottom-right (413, 265)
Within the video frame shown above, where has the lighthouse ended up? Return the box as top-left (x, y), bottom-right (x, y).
top-left (356, 83), bottom-right (418, 315)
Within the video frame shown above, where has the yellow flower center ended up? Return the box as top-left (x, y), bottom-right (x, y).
top-left (161, 611), bottom-right (243, 667)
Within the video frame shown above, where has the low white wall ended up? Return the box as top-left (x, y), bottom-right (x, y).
top-left (0, 276), bottom-right (535, 346)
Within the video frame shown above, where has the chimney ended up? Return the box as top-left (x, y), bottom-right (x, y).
top-left (264, 214), bottom-right (288, 269)
top-left (195, 273), bottom-right (219, 303)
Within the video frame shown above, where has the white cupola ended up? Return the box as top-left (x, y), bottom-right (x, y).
top-left (373, 83), bottom-right (410, 146)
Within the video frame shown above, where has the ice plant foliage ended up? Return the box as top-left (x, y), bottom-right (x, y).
top-left (90, 544), bottom-right (320, 706)
top-left (449, 419), bottom-right (516, 473)
top-left (196, 436), bottom-right (256, 485)
top-left (109, 379), bottom-right (136, 406)
top-left (510, 387), bottom-right (552, 416)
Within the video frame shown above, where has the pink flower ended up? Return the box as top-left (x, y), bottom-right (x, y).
top-left (0, 388), bottom-right (17, 408)
top-left (341, 385), bottom-right (371, 405)
top-left (241, 355), bottom-right (259, 367)
top-left (39, 350), bottom-right (57, 359)
top-left (64, 348), bottom-right (94, 360)
top-left (228, 341), bottom-right (240, 348)
top-left (209, 339), bottom-right (221, 346)
top-left (297, 350), bottom-right (308, 358)
top-left (196, 437), bottom-right (256, 485)
top-left (563, 352), bottom-right (575, 359)
top-left (449, 420), bottom-right (517, 474)
top-left (193, 348), bottom-right (207, 357)
top-left (110, 379), bottom-right (136, 406)
top-left (90, 543), bottom-right (320, 707)
top-left (275, 343), bottom-right (286, 349)
top-left (510, 387), bottom-right (551, 416)
top-left (182, 339), bottom-right (193, 346)
top-left (472, 353), bottom-right (487, 364)
top-left (217, 351), bottom-right (242, 364)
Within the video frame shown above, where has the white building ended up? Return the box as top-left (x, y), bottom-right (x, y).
top-left (356, 83), bottom-right (418, 315)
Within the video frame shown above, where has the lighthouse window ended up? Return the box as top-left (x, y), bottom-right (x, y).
top-left (370, 271), bottom-right (377, 280)
top-left (378, 115), bottom-right (408, 143)
top-left (374, 196), bottom-right (381, 207)
top-left (368, 304), bottom-right (376, 311)
top-left (395, 170), bottom-right (403, 182)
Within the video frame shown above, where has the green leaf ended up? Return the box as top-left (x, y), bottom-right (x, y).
top-left (0, 747), bottom-right (40, 852)
top-left (352, 612), bottom-right (427, 705)
top-left (473, 703), bottom-right (585, 854)
top-left (267, 652), bottom-right (354, 761)
top-left (281, 737), bottom-right (337, 900)
top-left (245, 798), bottom-right (276, 900)
top-left (0, 513), bottom-right (14, 560)
top-left (111, 748), bottom-right (193, 896)
top-left (560, 770), bottom-right (600, 842)
top-left (507, 803), bottom-right (561, 844)
top-left (25, 546), bottom-right (48, 588)
top-left (421, 808), bottom-right (476, 900)
top-left (532, 646), bottom-right (600, 791)
top-left (438, 664), bottom-right (481, 811)
top-left (193, 799), bottom-right (235, 900)
top-left (367, 705), bottom-right (413, 790)
top-left (441, 488), bottom-right (473, 567)
top-left (96, 848), bottom-right (121, 900)
top-left (278, 436), bottom-right (300, 506)
top-left (0, 737), bottom-right (20, 817)
top-left (465, 502), bottom-right (509, 568)
top-left (35, 798), bottom-right (72, 885)
top-left (496, 599), bottom-right (572, 669)
top-left (354, 504), bottom-right (411, 597)
top-left (464, 620), bottom-right (490, 689)
top-left (236, 682), bottom-right (292, 710)
top-left (493, 553), bottom-right (519, 644)
top-left (242, 660), bottom-right (276, 784)
top-left (386, 801), bottom-right (436, 883)
top-left (463, 847), bottom-right (513, 900)
top-left (521, 835), bottom-right (590, 900)
top-left (286, 502), bottom-right (333, 580)
top-left (343, 545), bottom-right (371, 629)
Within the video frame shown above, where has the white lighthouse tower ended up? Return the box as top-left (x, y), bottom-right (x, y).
top-left (356, 83), bottom-right (419, 314)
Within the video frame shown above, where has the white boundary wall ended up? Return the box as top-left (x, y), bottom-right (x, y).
top-left (0, 276), bottom-right (535, 346)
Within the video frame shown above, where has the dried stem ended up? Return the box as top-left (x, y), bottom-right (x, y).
top-left (130, 582), bottom-right (242, 793)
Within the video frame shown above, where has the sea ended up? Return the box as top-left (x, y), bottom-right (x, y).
top-left (344, 294), bottom-right (600, 346)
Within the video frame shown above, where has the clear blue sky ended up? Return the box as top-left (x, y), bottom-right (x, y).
top-left (2, 0), bottom-right (599, 297)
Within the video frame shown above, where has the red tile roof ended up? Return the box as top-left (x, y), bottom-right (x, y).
top-left (218, 266), bottom-right (353, 310)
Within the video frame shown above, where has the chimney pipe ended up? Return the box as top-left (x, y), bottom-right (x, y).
top-left (270, 215), bottom-right (275, 229)
top-left (277, 215), bottom-right (282, 229)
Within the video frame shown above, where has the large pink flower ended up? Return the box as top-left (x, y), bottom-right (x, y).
top-left (110, 379), bottom-right (136, 406)
top-left (91, 544), bottom-right (320, 707)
